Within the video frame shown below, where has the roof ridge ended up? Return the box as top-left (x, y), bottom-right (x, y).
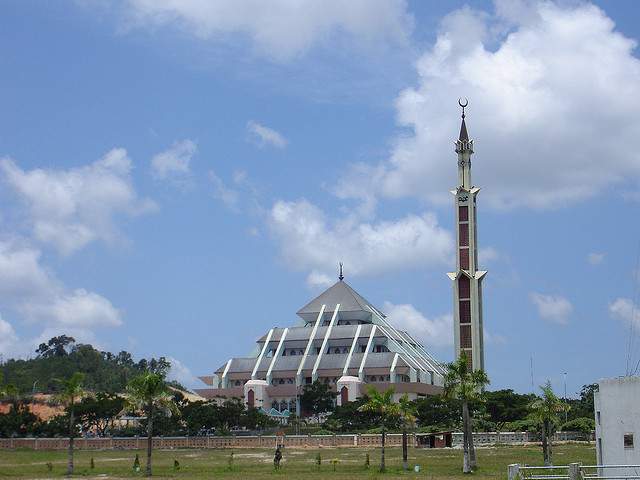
top-left (342, 281), bottom-right (370, 310)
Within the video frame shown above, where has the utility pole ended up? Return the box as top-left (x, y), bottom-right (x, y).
top-left (563, 372), bottom-right (568, 422)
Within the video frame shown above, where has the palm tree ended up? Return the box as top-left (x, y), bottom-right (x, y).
top-left (529, 381), bottom-right (569, 466)
top-left (444, 352), bottom-right (489, 473)
top-left (358, 387), bottom-right (400, 473)
top-left (126, 372), bottom-right (177, 476)
top-left (55, 372), bottom-right (85, 476)
top-left (0, 383), bottom-right (20, 408)
top-left (398, 394), bottom-right (417, 471)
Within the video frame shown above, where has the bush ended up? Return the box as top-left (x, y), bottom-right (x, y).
top-left (313, 429), bottom-right (335, 436)
top-left (560, 417), bottom-right (595, 433)
top-left (505, 418), bottom-right (540, 433)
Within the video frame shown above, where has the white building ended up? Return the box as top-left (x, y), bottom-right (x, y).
top-left (594, 376), bottom-right (640, 473)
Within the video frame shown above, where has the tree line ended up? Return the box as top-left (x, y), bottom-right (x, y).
top-left (1, 336), bottom-right (182, 394)
top-left (1, 339), bottom-right (596, 475)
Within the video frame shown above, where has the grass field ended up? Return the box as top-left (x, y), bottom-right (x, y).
top-left (0, 443), bottom-right (595, 479)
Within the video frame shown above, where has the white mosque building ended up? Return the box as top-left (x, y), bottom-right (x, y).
top-left (196, 103), bottom-right (486, 417)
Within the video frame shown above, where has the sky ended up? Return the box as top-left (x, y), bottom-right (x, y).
top-left (1, 0), bottom-right (640, 397)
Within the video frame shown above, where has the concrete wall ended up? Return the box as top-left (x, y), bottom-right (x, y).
top-left (595, 376), bottom-right (640, 475)
top-left (0, 432), bottom-right (591, 450)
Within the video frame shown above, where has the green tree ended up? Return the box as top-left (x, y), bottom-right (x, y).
top-left (0, 383), bottom-right (40, 437)
top-left (484, 389), bottom-right (534, 431)
top-left (54, 372), bottom-right (85, 476)
top-left (414, 394), bottom-right (461, 430)
top-left (126, 372), bottom-right (178, 476)
top-left (560, 417), bottom-right (595, 434)
top-left (36, 335), bottom-right (76, 358)
top-left (529, 381), bottom-right (570, 466)
top-left (1, 336), bottom-right (182, 395)
top-left (444, 353), bottom-right (490, 473)
top-left (358, 387), bottom-right (400, 473)
top-left (75, 392), bottom-right (125, 436)
top-left (399, 394), bottom-right (416, 471)
top-left (328, 396), bottom-right (378, 432)
top-left (300, 381), bottom-right (335, 420)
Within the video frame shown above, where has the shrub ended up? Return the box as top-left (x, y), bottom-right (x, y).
top-left (314, 429), bottom-right (335, 436)
top-left (560, 417), bottom-right (595, 433)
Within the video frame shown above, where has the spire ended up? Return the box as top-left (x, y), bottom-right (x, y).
top-left (458, 98), bottom-right (469, 141)
top-left (338, 262), bottom-right (344, 281)
top-left (455, 98), bottom-right (473, 155)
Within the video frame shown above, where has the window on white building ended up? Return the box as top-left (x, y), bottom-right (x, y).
top-left (624, 433), bottom-right (634, 449)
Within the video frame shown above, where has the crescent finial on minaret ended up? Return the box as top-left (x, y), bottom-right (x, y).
top-left (338, 262), bottom-right (344, 281)
top-left (458, 97), bottom-right (468, 118)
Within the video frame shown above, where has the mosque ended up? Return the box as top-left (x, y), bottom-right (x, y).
top-left (196, 103), bottom-right (486, 417)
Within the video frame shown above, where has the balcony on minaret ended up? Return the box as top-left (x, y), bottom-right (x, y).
top-left (455, 138), bottom-right (473, 154)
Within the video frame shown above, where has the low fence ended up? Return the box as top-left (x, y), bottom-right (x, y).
top-left (509, 463), bottom-right (640, 480)
top-left (452, 431), bottom-right (594, 446)
top-left (0, 434), bottom-right (395, 450)
top-left (0, 431), bottom-right (592, 451)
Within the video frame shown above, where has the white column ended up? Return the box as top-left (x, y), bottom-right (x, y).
top-left (312, 304), bottom-right (340, 381)
top-left (296, 305), bottom-right (325, 385)
top-left (252, 328), bottom-right (274, 380)
top-left (266, 328), bottom-right (288, 385)
top-left (220, 359), bottom-right (232, 389)
top-left (358, 325), bottom-right (377, 381)
top-left (343, 324), bottom-right (362, 376)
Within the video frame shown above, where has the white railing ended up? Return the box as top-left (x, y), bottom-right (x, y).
top-left (582, 464), bottom-right (640, 480)
top-left (509, 464), bottom-right (640, 480)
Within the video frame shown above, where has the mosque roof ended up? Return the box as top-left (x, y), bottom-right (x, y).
top-left (296, 279), bottom-right (383, 322)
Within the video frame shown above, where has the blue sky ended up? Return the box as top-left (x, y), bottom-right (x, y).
top-left (1, 0), bottom-right (640, 397)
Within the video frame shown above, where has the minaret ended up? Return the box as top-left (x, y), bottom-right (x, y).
top-left (447, 99), bottom-right (487, 371)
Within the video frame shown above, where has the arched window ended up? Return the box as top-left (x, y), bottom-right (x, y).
top-left (271, 400), bottom-right (278, 410)
top-left (341, 386), bottom-right (349, 405)
top-left (280, 400), bottom-right (288, 412)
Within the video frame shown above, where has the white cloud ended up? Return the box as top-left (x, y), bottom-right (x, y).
top-left (208, 170), bottom-right (240, 209)
top-left (478, 246), bottom-right (501, 267)
top-left (268, 199), bottom-right (453, 280)
top-left (1, 149), bottom-right (156, 255)
top-left (247, 121), bottom-right (287, 149)
top-left (530, 292), bottom-right (572, 325)
top-left (306, 271), bottom-right (334, 289)
top-left (0, 240), bottom-right (122, 356)
top-left (588, 252), bottom-right (605, 265)
top-left (166, 356), bottom-right (199, 389)
top-left (344, 1), bottom-right (640, 210)
top-left (24, 289), bottom-right (121, 329)
top-left (116, 0), bottom-right (413, 61)
top-left (0, 315), bottom-right (20, 358)
top-left (609, 297), bottom-right (640, 327)
top-left (384, 301), bottom-right (452, 348)
top-left (151, 139), bottom-right (196, 181)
